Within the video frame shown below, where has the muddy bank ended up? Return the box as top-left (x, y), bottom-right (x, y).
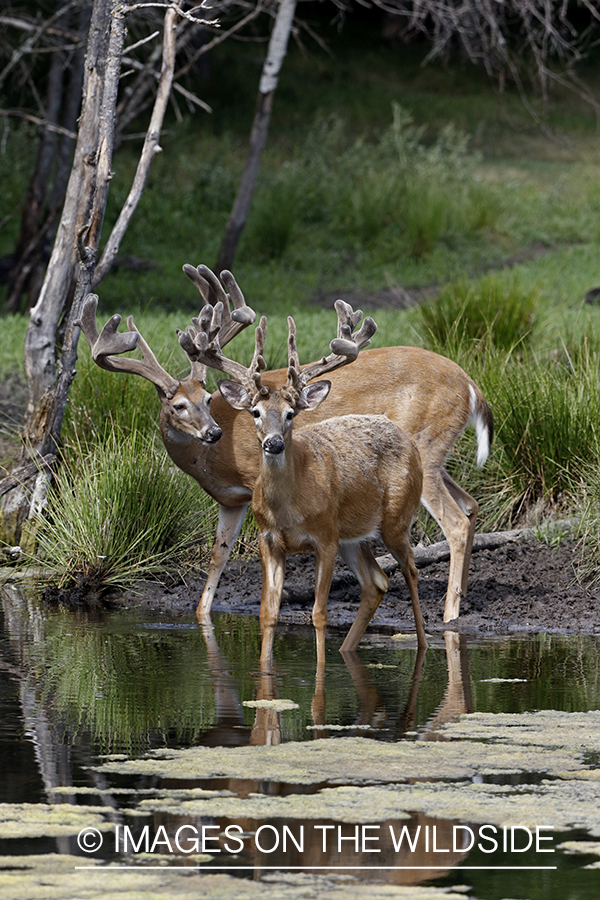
top-left (117, 533), bottom-right (600, 637)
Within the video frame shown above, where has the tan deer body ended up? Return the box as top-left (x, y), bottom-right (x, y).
top-left (80, 266), bottom-right (492, 625)
top-left (160, 345), bottom-right (491, 623)
top-left (211, 311), bottom-right (427, 668)
top-left (250, 411), bottom-right (426, 667)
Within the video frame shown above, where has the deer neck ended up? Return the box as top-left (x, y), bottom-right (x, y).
top-left (258, 431), bottom-right (298, 512)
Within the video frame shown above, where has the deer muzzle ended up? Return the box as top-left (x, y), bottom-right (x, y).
top-left (262, 434), bottom-right (285, 456)
top-left (204, 424), bottom-right (223, 444)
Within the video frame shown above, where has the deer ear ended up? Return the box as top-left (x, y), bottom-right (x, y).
top-left (300, 380), bottom-right (331, 411)
top-left (218, 379), bottom-right (252, 410)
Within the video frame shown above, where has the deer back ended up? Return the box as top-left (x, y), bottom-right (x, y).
top-left (161, 344), bottom-right (490, 507)
top-left (252, 413), bottom-right (423, 550)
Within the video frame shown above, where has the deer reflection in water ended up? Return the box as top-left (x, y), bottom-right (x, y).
top-left (147, 621), bottom-right (475, 883)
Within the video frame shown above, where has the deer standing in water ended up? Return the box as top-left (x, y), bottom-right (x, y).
top-left (189, 301), bottom-right (427, 668)
top-left (80, 265), bottom-right (493, 624)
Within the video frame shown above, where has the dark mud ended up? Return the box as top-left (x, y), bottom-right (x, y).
top-left (118, 534), bottom-right (600, 637)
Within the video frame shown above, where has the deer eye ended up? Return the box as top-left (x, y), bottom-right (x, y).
top-left (206, 396), bottom-right (211, 406)
top-left (285, 411), bottom-right (294, 423)
top-left (252, 409), bottom-right (260, 419)
top-left (173, 402), bottom-right (187, 412)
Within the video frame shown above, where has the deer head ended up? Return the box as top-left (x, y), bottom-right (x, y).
top-left (182, 299), bottom-right (377, 457)
top-left (77, 265), bottom-right (256, 446)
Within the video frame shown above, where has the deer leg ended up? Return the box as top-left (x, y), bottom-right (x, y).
top-left (383, 525), bottom-right (427, 650)
top-left (196, 502), bottom-right (249, 620)
top-left (313, 547), bottom-right (337, 672)
top-left (258, 536), bottom-right (286, 673)
top-left (442, 470), bottom-right (479, 597)
top-left (311, 653), bottom-right (327, 731)
top-left (420, 468), bottom-right (476, 623)
top-left (339, 542), bottom-right (389, 653)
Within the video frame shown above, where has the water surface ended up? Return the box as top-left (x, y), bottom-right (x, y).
top-left (1, 584), bottom-right (599, 899)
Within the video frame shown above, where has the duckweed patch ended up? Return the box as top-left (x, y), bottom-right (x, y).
top-left (0, 804), bottom-right (113, 840)
top-left (0, 856), bottom-right (487, 900)
top-left (308, 724), bottom-right (373, 731)
top-left (136, 784), bottom-right (413, 824)
top-left (0, 854), bottom-right (201, 900)
top-left (558, 840), bottom-right (600, 859)
top-left (95, 710), bottom-right (600, 786)
top-left (242, 699), bottom-right (300, 711)
top-left (438, 710), bottom-right (600, 751)
top-left (131, 777), bottom-right (600, 834)
top-left (479, 678), bottom-right (528, 683)
top-left (88, 711), bottom-right (600, 837)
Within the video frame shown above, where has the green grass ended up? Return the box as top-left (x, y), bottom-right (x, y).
top-left (35, 427), bottom-right (217, 591)
top-left (418, 272), bottom-right (539, 353)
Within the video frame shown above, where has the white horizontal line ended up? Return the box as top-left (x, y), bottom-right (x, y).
top-left (75, 865), bottom-right (558, 871)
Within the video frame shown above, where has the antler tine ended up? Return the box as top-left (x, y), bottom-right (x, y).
top-left (77, 294), bottom-right (180, 399)
top-left (182, 264), bottom-right (256, 347)
top-left (177, 302), bottom-right (263, 389)
top-left (282, 317), bottom-right (305, 406)
top-left (295, 300), bottom-right (378, 385)
top-left (247, 315), bottom-right (269, 401)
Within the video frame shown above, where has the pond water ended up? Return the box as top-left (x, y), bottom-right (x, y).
top-left (1, 583), bottom-right (599, 899)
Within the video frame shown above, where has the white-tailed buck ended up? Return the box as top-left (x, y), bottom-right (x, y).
top-left (80, 265), bottom-right (493, 624)
top-left (191, 302), bottom-right (427, 667)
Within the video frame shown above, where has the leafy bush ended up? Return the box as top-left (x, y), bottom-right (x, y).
top-left (245, 175), bottom-right (300, 259)
top-left (240, 106), bottom-right (499, 265)
top-left (330, 107), bottom-right (499, 257)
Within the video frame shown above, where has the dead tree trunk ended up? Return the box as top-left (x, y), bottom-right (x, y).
top-left (216, 0), bottom-right (297, 273)
top-left (0, 3), bottom-right (182, 550)
top-left (0, 0), bottom-right (125, 549)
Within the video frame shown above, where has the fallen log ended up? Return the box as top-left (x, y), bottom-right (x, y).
top-left (376, 520), bottom-right (576, 574)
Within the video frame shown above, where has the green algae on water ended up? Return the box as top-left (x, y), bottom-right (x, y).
top-left (0, 854), bottom-right (490, 900)
top-left (0, 804), bottom-right (113, 840)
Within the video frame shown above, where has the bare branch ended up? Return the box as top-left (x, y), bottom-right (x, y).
top-left (0, 109), bottom-right (76, 139)
top-left (94, 6), bottom-right (178, 285)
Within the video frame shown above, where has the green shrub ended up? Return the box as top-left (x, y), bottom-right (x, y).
top-left (245, 175), bottom-right (300, 259)
top-left (330, 107), bottom-right (499, 257)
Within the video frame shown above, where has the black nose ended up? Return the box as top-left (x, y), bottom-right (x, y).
top-left (206, 425), bottom-right (222, 444)
top-left (263, 435), bottom-right (285, 455)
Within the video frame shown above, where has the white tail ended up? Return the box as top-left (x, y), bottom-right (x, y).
top-left (83, 265), bottom-right (493, 625)
top-left (211, 311), bottom-right (427, 669)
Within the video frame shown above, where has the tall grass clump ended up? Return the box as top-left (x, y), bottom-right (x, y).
top-left (64, 356), bottom-right (160, 445)
top-left (571, 461), bottom-right (600, 586)
top-left (487, 344), bottom-right (600, 519)
top-left (419, 274), bottom-right (539, 355)
top-left (412, 333), bottom-right (600, 532)
top-left (36, 428), bottom-right (217, 592)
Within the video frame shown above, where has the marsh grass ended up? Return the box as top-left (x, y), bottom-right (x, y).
top-left (36, 427), bottom-right (217, 591)
top-left (424, 333), bottom-right (600, 531)
top-left (571, 461), bottom-right (600, 585)
top-left (419, 273), bottom-right (539, 354)
top-left (492, 348), bottom-right (600, 514)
